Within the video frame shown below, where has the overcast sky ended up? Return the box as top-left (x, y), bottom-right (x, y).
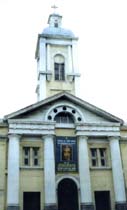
top-left (0, 0), bottom-right (127, 122)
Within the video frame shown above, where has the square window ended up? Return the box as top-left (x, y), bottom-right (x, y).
top-left (23, 147), bottom-right (40, 167)
top-left (90, 148), bottom-right (107, 167)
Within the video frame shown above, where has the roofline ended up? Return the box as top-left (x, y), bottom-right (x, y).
top-left (4, 91), bottom-right (124, 124)
top-left (4, 92), bottom-right (66, 119)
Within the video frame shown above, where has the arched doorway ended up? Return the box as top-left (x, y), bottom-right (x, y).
top-left (58, 178), bottom-right (79, 210)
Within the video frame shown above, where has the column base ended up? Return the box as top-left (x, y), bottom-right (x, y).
top-left (115, 202), bottom-right (127, 210)
top-left (81, 203), bottom-right (94, 210)
top-left (7, 205), bottom-right (20, 210)
top-left (44, 204), bottom-right (57, 210)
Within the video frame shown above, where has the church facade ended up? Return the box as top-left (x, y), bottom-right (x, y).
top-left (0, 11), bottom-right (127, 210)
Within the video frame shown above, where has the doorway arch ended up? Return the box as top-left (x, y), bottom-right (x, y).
top-left (58, 178), bottom-right (79, 210)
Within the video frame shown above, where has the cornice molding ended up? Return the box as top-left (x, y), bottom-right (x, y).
top-left (75, 123), bottom-right (120, 137)
top-left (8, 120), bottom-right (55, 136)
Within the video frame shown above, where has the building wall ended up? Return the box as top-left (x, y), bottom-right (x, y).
top-left (19, 136), bottom-right (44, 210)
top-left (1, 122), bottom-right (127, 210)
top-left (89, 141), bottom-right (114, 209)
top-left (91, 170), bottom-right (115, 210)
top-left (120, 128), bottom-right (127, 191)
top-left (0, 123), bottom-right (8, 210)
top-left (55, 129), bottom-right (116, 210)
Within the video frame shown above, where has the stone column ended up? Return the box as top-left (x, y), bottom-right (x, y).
top-left (43, 135), bottom-right (57, 210)
top-left (109, 136), bottom-right (127, 210)
top-left (7, 134), bottom-right (20, 210)
top-left (72, 40), bottom-right (80, 97)
top-left (78, 136), bottom-right (94, 210)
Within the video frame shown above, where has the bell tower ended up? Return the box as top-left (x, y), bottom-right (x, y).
top-left (35, 7), bottom-right (80, 101)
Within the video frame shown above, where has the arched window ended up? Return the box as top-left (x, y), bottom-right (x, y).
top-left (54, 112), bottom-right (74, 124)
top-left (54, 55), bottom-right (65, 81)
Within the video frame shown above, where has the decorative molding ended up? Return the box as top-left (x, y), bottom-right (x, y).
top-left (45, 102), bottom-right (85, 122)
top-left (76, 123), bottom-right (120, 137)
top-left (38, 71), bottom-right (52, 80)
top-left (8, 120), bottom-right (55, 135)
top-left (20, 166), bottom-right (44, 170)
top-left (120, 136), bottom-right (127, 141)
top-left (67, 73), bottom-right (80, 82)
top-left (90, 167), bottom-right (111, 171)
top-left (56, 175), bottom-right (80, 190)
top-left (7, 206), bottom-right (20, 210)
top-left (44, 204), bottom-right (57, 210)
top-left (39, 33), bottom-right (78, 41)
top-left (80, 203), bottom-right (94, 210)
top-left (0, 135), bottom-right (8, 140)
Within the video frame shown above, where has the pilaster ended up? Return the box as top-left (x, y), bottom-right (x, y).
top-left (68, 45), bottom-right (73, 74)
top-left (43, 135), bottom-right (57, 208)
top-left (72, 40), bottom-right (80, 97)
top-left (38, 38), bottom-right (46, 100)
top-left (72, 40), bottom-right (79, 73)
top-left (78, 135), bottom-right (94, 209)
top-left (47, 44), bottom-right (51, 72)
top-left (109, 136), bottom-right (127, 209)
top-left (39, 72), bottom-right (47, 100)
top-left (7, 134), bottom-right (20, 210)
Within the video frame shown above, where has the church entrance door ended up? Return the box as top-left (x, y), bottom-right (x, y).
top-left (23, 192), bottom-right (40, 210)
top-left (58, 178), bottom-right (79, 210)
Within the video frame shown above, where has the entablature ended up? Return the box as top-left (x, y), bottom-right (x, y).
top-left (75, 122), bottom-right (121, 137)
top-left (8, 119), bottom-right (55, 136)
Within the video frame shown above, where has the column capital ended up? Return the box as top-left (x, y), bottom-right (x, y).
top-left (42, 134), bottom-right (55, 141)
top-left (78, 135), bottom-right (88, 140)
top-left (8, 133), bottom-right (21, 140)
top-left (108, 136), bottom-right (120, 141)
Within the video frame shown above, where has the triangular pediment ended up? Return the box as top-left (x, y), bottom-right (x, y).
top-left (4, 92), bottom-right (123, 124)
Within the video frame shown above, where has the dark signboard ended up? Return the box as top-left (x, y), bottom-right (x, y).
top-left (55, 137), bottom-right (78, 172)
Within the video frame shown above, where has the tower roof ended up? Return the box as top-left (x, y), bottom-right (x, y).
top-left (41, 12), bottom-right (76, 39)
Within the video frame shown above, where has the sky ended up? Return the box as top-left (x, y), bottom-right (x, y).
top-left (0, 0), bottom-right (127, 122)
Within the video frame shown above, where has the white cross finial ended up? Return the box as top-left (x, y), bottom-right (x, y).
top-left (51, 4), bottom-right (58, 13)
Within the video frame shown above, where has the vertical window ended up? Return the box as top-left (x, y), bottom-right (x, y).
top-left (33, 147), bottom-right (39, 166)
top-left (23, 147), bottom-right (39, 167)
top-left (91, 148), bottom-right (98, 166)
top-left (54, 22), bottom-right (58, 27)
top-left (90, 148), bottom-right (107, 167)
top-left (24, 147), bottom-right (30, 166)
top-left (55, 63), bottom-right (65, 80)
top-left (100, 148), bottom-right (107, 166)
top-left (54, 55), bottom-right (65, 81)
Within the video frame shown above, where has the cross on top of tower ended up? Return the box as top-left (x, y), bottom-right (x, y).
top-left (51, 4), bottom-right (58, 13)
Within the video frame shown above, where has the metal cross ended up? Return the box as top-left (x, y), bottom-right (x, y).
top-left (51, 4), bottom-right (58, 13)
